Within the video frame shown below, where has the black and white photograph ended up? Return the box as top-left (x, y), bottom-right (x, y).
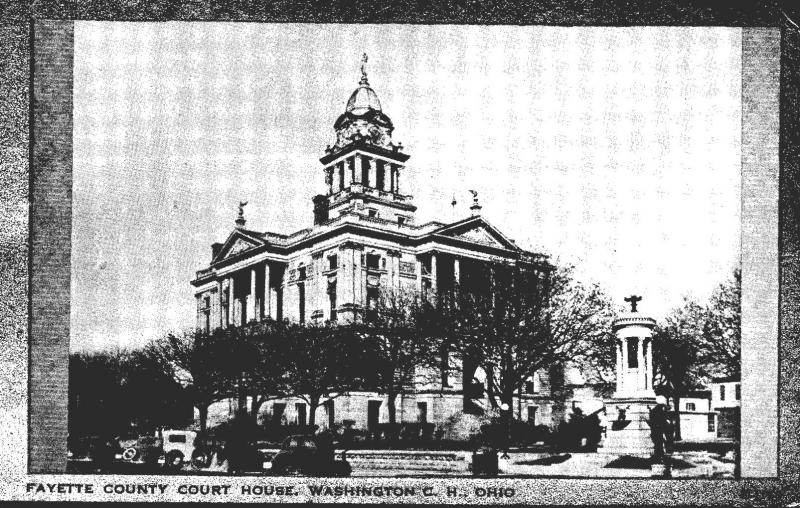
top-left (66, 23), bottom-right (742, 479)
top-left (4, 2), bottom-right (797, 504)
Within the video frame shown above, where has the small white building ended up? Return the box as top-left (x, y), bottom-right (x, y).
top-left (710, 376), bottom-right (740, 439)
top-left (674, 390), bottom-right (717, 441)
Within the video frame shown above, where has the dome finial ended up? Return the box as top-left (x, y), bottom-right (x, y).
top-left (360, 53), bottom-right (369, 85)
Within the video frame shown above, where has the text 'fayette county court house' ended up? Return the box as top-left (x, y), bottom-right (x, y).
top-left (190, 58), bottom-right (558, 430)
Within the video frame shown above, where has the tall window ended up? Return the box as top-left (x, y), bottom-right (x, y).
top-left (735, 384), bottom-right (740, 400)
top-left (298, 265), bottom-right (306, 323)
top-left (361, 157), bottom-right (370, 186)
top-left (338, 162), bottom-right (345, 191)
top-left (440, 348), bottom-right (450, 388)
top-left (328, 280), bottom-right (337, 322)
top-left (686, 402), bottom-right (696, 411)
top-left (720, 385), bottom-right (726, 401)
top-left (202, 296), bottom-right (210, 333)
top-left (707, 413), bottom-right (716, 432)
top-left (376, 160), bottom-right (385, 189)
top-left (328, 254), bottom-right (338, 270)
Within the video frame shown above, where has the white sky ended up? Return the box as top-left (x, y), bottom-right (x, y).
top-left (71, 23), bottom-right (742, 351)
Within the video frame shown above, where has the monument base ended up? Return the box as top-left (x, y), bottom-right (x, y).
top-left (600, 396), bottom-right (657, 457)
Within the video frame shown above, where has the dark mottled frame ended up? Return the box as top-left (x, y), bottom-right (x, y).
top-left (5, 0), bottom-right (799, 504)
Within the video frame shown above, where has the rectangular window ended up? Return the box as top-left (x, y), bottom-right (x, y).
top-left (328, 254), bottom-right (338, 270)
top-left (298, 282), bottom-right (306, 323)
top-left (367, 209), bottom-right (378, 218)
top-left (397, 216), bottom-right (406, 226)
top-left (361, 157), bottom-right (370, 186)
top-left (686, 402), bottom-right (696, 411)
top-left (525, 381), bottom-right (535, 394)
top-left (367, 286), bottom-right (379, 310)
top-left (376, 160), bottom-right (385, 190)
top-left (720, 385), bottom-right (726, 401)
top-left (441, 349), bottom-right (450, 388)
top-left (328, 280), bottom-right (337, 321)
top-left (417, 402), bottom-right (428, 423)
top-left (626, 338), bottom-right (638, 368)
top-left (366, 253), bottom-right (380, 270)
top-left (527, 406), bottom-right (537, 423)
top-left (338, 162), bottom-right (345, 190)
top-left (707, 413), bottom-right (715, 432)
top-left (735, 384), bottom-right (740, 400)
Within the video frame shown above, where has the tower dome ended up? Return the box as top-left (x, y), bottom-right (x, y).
top-left (331, 53), bottom-right (395, 151)
top-left (346, 85), bottom-right (382, 115)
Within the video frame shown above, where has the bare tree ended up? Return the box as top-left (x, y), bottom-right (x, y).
top-left (280, 322), bottom-right (367, 427)
top-left (145, 330), bottom-right (234, 433)
top-left (435, 264), bottom-right (614, 418)
top-left (697, 268), bottom-right (741, 379)
top-left (652, 298), bottom-right (705, 441)
top-left (358, 288), bottom-right (439, 426)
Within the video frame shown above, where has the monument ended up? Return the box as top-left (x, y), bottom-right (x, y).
top-left (600, 295), bottom-right (658, 456)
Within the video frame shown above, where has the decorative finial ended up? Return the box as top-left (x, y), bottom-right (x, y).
top-left (624, 294), bottom-right (642, 313)
top-left (235, 200), bottom-right (248, 228)
top-left (451, 193), bottom-right (457, 208)
top-left (359, 53), bottom-right (369, 85)
top-left (468, 189), bottom-right (482, 216)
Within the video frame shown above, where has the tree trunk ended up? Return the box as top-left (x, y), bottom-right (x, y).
top-left (387, 392), bottom-right (398, 425)
top-left (308, 396), bottom-right (319, 427)
top-left (672, 395), bottom-right (682, 441)
top-left (198, 403), bottom-right (209, 434)
top-left (250, 395), bottom-right (263, 426)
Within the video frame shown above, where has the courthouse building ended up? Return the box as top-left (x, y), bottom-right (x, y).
top-left (190, 58), bottom-right (557, 430)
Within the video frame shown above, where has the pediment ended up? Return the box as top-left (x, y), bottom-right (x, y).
top-left (213, 231), bottom-right (265, 263)
top-left (436, 218), bottom-right (518, 251)
top-left (450, 226), bottom-right (506, 248)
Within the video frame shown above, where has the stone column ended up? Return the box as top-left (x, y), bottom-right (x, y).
top-left (228, 275), bottom-right (235, 327)
top-left (248, 267), bottom-right (256, 322)
top-left (368, 157), bottom-right (376, 189)
top-left (395, 167), bottom-right (400, 194)
top-left (217, 279), bottom-right (225, 329)
top-left (620, 338), bottom-right (628, 390)
top-left (349, 156), bottom-right (357, 184)
top-left (389, 164), bottom-right (396, 192)
top-left (645, 339), bottom-right (653, 392)
top-left (637, 338), bottom-right (644, 392)
top-left (430, 253), bottom-right (438, 294)
top-left (326, 167), bottom-right (333, 194)
top-left (453, 257), bottom-right (460, 289)
top-left (615, 340), bottom-right (623, 393)
top-left (415, 259), bottom-right (423, 295)
top-left (354, 154), bottom-right (363, 185)
top-left (263, 263), bottom-right (271, 320)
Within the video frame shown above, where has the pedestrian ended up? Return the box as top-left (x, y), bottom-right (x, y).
top-left (648, 395), bottom-right (669, 462)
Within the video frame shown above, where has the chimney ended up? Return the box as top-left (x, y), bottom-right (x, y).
top-left (211, 242), bottom-right (223, 260)
top-left (313, 195), bottom-right (329, 225)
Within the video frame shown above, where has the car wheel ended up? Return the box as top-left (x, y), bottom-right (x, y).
top-left (164, 451), bottom-right (184, 471)
top-left (121, 447), bottom-right (138, 462)
top-left (191, 450), bottom-right (210, 469)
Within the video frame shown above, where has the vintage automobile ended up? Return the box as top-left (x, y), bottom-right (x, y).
top-left (160, 430), bottom-right (199, 471)
top-left (264, 434), bottom-right (351, 477)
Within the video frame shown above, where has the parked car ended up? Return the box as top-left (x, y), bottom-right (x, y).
top-left (161, 430), bottom-right (198, 471)
top-left (264, 434), bottom-right (351, 477)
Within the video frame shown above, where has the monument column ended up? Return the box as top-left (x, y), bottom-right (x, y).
top-left (217, 279), bottom-right (225, 329)
top-left (600, 294), bottom-right (657, 457)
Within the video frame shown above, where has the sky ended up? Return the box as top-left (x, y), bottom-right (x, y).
top-left (71, 23), bottom-right (742, 351)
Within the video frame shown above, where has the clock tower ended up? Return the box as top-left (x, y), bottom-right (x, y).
top-left (313, 54), bottom-right (416, 226)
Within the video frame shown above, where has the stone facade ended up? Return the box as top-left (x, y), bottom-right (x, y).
top-left (191, 58), bottom-right (554, 432)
